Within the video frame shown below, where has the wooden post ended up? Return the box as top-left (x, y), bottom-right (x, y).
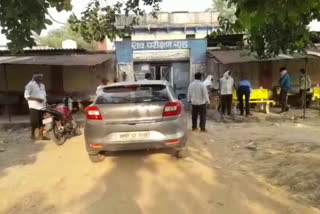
top-left (303, 58), bottom-right (308, 119)
top-left (3, 64), bottom-right (11, 122)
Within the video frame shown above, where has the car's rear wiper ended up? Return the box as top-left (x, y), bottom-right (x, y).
top-left (136, 96), bottom-right (168, 102)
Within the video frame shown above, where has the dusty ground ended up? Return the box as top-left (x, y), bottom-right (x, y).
top-left (0, 112), bottom-right (320, 214)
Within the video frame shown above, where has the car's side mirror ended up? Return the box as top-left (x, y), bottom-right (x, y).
top-left (178, 94), bottom-right (186, 100)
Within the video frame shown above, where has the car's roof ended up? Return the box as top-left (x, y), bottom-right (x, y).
top-left (107, 80), bottom-right (169, 87)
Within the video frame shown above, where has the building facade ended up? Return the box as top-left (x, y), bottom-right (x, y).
top-left (113, 11), bottom-right (218, 104)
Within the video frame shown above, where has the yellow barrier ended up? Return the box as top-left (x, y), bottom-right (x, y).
top-left (313, 87), bottom-right (320, 100)
top-left (233, 88), bottom-right (275, 114)
top-left (233, 89), bottom-right (273, 102)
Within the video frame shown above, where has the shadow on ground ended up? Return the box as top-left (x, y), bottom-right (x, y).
top-left (0, 128), bottom-right (45, 178)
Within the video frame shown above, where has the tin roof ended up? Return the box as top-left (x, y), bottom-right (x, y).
top-left (0, 54), bottom-right (113, 66)
top-left (208, 50), bottom-right (308, 64)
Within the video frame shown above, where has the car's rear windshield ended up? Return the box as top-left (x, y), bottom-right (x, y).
top-left (96, 84), bottom-right (170, 104)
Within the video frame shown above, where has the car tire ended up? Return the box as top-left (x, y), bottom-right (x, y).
top-left (89, 153), bottom-right (105, 163)
top-left (175, 147), bottom-right (188, 159)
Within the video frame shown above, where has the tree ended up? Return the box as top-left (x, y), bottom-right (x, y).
top-left (35, 25), bottom-right (97, 50)
top-left (219, 0), bottom-right (320, 58)
top-left (68, 0), bottom-right (162, 43)
top-left (213, 0), bottom-right (236, 23)
top-left (0, 0), bottom-right (161, 52)
top-left (0, 0), bottom-right (72, 53)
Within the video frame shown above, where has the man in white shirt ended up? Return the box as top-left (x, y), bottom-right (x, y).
top-left (187, 72), bottom-right (210, 132)
top-left (24, 72), bottom-right (47, 140)
top-left (219, 70), bottom-right (234, 115)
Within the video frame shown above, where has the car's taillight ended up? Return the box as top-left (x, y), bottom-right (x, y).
top-left (86, 106), bottom-right (102, 120)
top-left (163, 102), bottom-right (182, 117)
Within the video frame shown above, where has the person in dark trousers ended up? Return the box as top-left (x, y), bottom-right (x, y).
top-left (145, 73), bottom-right (152, 80)
top-left (219, 70), bottom-right (234, 115)
top-left (187, 72), bottom-right (210, 132)
top-left (237, 79), bottom-right (253, 116)
top-left (299, 68), bottom-right (312, 108)
top-left (24, 72), bottom-right (47, 140)
top-left (279, 67), bottom-right (291, 113)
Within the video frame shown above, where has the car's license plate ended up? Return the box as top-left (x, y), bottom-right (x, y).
top-left (42, 117), bottom-right (53, 124)
top-left (117, 132), bottom-right (150, 141)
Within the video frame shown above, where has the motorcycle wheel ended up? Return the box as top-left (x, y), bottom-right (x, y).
top-left (50, 123), bottom-right (66, 145)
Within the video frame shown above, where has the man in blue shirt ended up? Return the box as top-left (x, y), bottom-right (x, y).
top-left (279, 67), bottom-right (291, 113)
top-left (237, 79), bottom-right (253, 116)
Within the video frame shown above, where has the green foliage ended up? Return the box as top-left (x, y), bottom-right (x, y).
top-left (0, 0), bottom-right (160, 52)
top-left (220, 0), bottom-right (320, 58)
top-left (36, 25), bottom-right (97, 50)
top-left (0, 0), bottom-right (72, 53)
top-left (213, 0), bottom-right (236, 23)
top-left (69, 0), bottom-right (162, 43)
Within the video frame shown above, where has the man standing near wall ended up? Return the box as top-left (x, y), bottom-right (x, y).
top-left (24, 72), bottom-right (47, 140)
top-left (299, 68), bottom-right (312, 108)
top-left (96, 78), bottom-right (109, 95)
top-left (188, 72), bottom-right (210, 132)
top-left (279, 67), bottom-right (291, 113)
top-left (220, 70), bottom-right (234, 116)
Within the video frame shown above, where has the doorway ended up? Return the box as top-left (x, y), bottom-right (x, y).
top-left (150, 64), bottom-right (172, 84)
top-left (133, 62), bottom-right (190, 107)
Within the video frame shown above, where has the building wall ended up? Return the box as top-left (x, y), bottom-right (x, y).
top-left (63, 66), bottom-right (92, 92)
top-left (116, 12), bottom-right (219, 27)
top-left (306, 57), bottom-right (320, 85)
top-left (63, 60), bottom-right (116, 93)
top-left (0, 66), bottom-right (5, 91)
top-left (103, 11), bottom-right (219, 50)
top-left (0, 65), bottom-right (51, 92)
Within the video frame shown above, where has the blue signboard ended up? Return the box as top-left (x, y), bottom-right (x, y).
top-left (116, 39), bottom-right (207, 64)
top-left (131, 40), bottom-right (189, 50)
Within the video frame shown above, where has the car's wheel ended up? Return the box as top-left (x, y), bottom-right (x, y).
top-left (175, 147), bottom-right (188, 159)
top-left (89, 153), bottom-right (105, 163)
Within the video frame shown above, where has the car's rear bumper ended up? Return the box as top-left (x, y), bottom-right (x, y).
top-left (86, 135), bottom-right (187, 154)
top-left (84, 114), bottom-right (187, 154)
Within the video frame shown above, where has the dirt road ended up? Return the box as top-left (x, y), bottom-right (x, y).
top-left (0, 118), bottom-right (320, 214)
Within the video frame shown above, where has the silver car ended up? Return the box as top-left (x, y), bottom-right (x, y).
top-left (84, 80), bottom-right (188, 162)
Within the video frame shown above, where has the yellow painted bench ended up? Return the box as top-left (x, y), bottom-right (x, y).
top-left (232, 89), bottom-right (275, 114)
top-left (312, 87), bottom-right (320, 100)
top-left (312, 87), bottom-right (320, 107)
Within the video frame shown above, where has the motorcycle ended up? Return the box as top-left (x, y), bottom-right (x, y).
top-left (42, 101), bottom-right (81, 145)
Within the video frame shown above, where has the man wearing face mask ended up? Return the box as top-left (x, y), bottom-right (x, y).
top-left (219, 70), bottom-right (234, 116)
top-left (24, 72), bottom-right (47, 140)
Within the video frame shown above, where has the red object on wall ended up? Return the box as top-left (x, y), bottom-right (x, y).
top-left (97, 38), bottom-right (107, 51)
top-left (259, 62), bottom-right (273, 89)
